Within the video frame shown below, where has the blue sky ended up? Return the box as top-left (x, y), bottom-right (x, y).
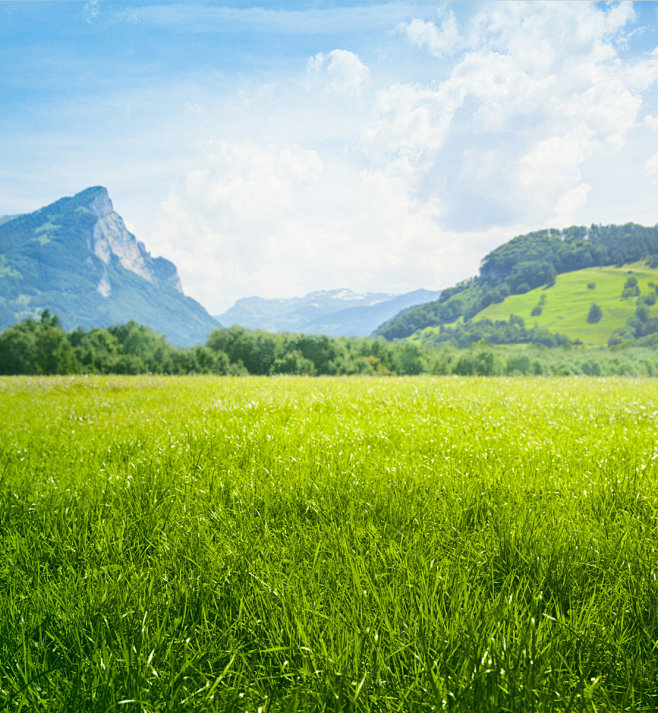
top-left (2, 1), bottom-right (658, 312)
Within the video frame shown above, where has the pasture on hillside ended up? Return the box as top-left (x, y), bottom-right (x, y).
top-left (0, 375), bottom-right (657, 712)
top-left (476, 262), bottom-right (658, 346)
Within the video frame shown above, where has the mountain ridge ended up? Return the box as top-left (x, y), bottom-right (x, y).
top-left (0, 187), bottom-right (219, 346)
top-left (216, 288), bottom-right (441, 336)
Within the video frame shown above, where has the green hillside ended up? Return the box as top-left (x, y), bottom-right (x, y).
top-left (376, 222), bottom-right (658, 347)
top-left (476, 263), bottom-right (658, 346)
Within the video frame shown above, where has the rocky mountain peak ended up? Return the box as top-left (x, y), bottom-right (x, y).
top-left (60, 186), bottom-right (181, 294)
top-left (84, 186), bottom-right (114, 219)
top-left (0, 186), bottom-right (218, 345)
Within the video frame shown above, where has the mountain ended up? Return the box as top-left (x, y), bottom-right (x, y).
top-left (216, 288), bottom-right (441, 336)
top-left (376, 222), bottom-right (658, 348)
top-left (0, 186), bottom-right (219, 346)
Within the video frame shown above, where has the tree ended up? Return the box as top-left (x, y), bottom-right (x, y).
top-left (73, 328), bottom-right (119, 372)
top-left (36, 325), bottom-right (78, 374)
top-left (636, 306), bottom-right (649, 324)
top-left (0, 327), bottom-right (38, 374)
top-left (622, 276), bottom-right (640, 299)
top-left (506, 355), bottom-right (531, 375)
top-left (587, 303), bottom-right (602, 324)
top-left (270, 349), bottom-right (315, 375)
top-left (40, 309), bottom-right (61, 329)
top-left (394, 344), bottom-right (425, 375)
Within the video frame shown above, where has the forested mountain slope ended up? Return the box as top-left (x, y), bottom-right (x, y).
top-left (0, 187), bottom-right (219, 346)
top-left (376, 223), bottom-right (658, 347)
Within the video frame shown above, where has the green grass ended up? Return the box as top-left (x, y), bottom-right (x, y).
top-left (475, 263), bottom-right (658, 346)
top-left (0, 375), bottom-right (657, 712)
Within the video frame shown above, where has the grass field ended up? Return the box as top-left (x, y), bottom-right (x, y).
top-left (476, 262), bottom-right (658, 346)
top-left (1, 375), bottom-right (657, 712)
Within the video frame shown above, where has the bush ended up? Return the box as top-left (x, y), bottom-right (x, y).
top-left (582, 359), bottom-right (601, 376)
top-left (636, 306), bottom-right (649, 323)
top-left (454, 355), bottom-right (475, 375)
top-left (587, 303), bottom-right (602, 323)
top-left (270, 349), bottom-right (315, 375)
top-left (622, 276), bottom-right (640, 299)
top-left (505, 355), bottom-right (531, 375)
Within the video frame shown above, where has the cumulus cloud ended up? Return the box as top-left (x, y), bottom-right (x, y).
top-left (129, 2), bottom-right (658, 310)
top-left (372, 1), bottom-right (658, 228)
top-left (307, 49), bottom-right (370, 95)
top-left (517, 133), bottom-right (592, 221)
top-left (155, 138), bottom-right (458, 311)
top-left (400, 10), bottom-right (460, 58)
top-left (643, 114), bottom-right (658, 131)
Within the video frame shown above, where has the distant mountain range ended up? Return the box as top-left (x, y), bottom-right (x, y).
top-left (3, 184), bottom-right (657, 352)
top-left (0, 187), bottom-right (220, 346)
top-left (216, 288), bottom-right (442, 337)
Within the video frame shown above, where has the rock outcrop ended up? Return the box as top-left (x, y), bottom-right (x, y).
top-left (0, 186), bottom-right (219, 346)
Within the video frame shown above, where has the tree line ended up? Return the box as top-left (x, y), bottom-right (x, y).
top-left (2, 311), bottom-right (658, 378)
top-left (0, 311), bottom-right (429, 376)
top-left (414, 315), bottom-right (577, 349)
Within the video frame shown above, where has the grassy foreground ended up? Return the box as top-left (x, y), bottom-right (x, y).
top-left (0, 376), bottom-right (657, 712)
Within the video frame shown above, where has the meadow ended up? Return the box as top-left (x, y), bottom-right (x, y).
top-left (476, 262), bottom-right (658, 346)
top-left (0, 375), bottom-right (656, 712)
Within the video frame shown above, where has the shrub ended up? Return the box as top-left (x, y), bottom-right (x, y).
top-left (636, 306), bottom-right (649, 323)
top-left (587, 303), bottom-right (602, 323)
top-left (505, 355), bottom-right (531, 375)
top-left (582, 359), bottom-right (602, 376)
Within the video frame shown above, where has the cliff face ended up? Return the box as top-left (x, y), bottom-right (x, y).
top-left (85, 188), bottom-right (183, 294)
top-left (0, 187), bottom-right (219, 346)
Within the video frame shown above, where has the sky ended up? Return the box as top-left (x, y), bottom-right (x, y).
top-left (2, 1), bottom-right (658, 313)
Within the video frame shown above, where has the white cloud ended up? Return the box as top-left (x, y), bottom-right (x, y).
top-left (111, 3), bottom-right (433, 36)
top-left (400, 11), bottom-right (460, 58)
top-left (646, 150), bottom-right (658, 177)
top-left (307, 49), bottom-right (370, 95)
top-left (82, 0), bottom-right (100, 23)
top-left (518, 132), bottom-right (591, 217)
top-left (156, 138), bottom-right (455, 311)
top-left (644, 114), bottom-right (658, 131)
top-left (376, 1), bottom-right (658, 228)
top-left (362, 80), bottom-right (465, 174)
